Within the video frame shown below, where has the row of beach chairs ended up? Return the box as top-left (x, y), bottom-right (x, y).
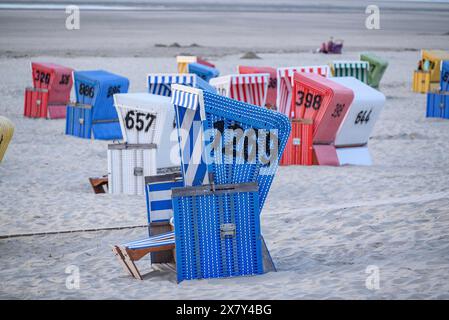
top-left (16, 54), bottom-right (392, 283)
top-left (23, 54), bottom-right (388, 170)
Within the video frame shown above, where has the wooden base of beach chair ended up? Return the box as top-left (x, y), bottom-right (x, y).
top-left (89, 176), bottom-right (108, 194)
top-left (113, 243), bottom-right (176, 280)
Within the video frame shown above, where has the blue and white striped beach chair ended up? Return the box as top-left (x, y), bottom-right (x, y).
top-left (147, 73), bottom-right (216, 97)
top-left (170, 84), bottom-right (291, 211)
top-left (112, 229), bottom-right (175, 280)
top-left (187, 62), bottom-right (220, 82)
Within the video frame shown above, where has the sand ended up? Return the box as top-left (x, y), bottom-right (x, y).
top-left (1, 2), bottom-right (449, 299)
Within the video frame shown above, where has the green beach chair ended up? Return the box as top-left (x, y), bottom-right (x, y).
top-left (360, 53), bottom-right (389, 88)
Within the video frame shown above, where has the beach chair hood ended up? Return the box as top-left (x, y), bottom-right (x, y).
top-left (171, 84), bottom-right (291, 211)
top-left (188, 62), bottom-right (220, 82)
top-left (332, 77), bottom-right (386, 147)
top-left (74, 70), bottom-right (129, 140)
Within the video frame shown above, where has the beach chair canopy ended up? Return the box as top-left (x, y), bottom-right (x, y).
top-left (188, 63), bottom-right (220, 82)
top-left (292, 72), bottom-right (354, 144)
top-left (147, 73), bottom-right (216, 97)
top-left (421, 50), bottom-right (449, 71)
top-left (238, 65), bottom-right (277, 109)
top-left (210, 74), bottom-right (269, 107)
top-left (276, 65), bottom-right (330, 117)
top-left (73, 70), bottom-right (129, 139)
top-left (360, 53), bottom-right (389, 88)
top-left (331, 61), bottom-right (370, 83)
top-left (171, 84), bottom-right (291, 211)
top-left (332, 77), bottom-right (386, 147)
top-left (31, 62), bottom-right (73, 103)
top-left (114, 93), bottom-right (180, 169)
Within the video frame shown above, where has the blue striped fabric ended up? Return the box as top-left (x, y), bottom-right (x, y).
top-left (124, 231), bottom-right (175, 250)
top-left (147, 74), bottom-right (216, 97)
top-left (146, 179), bottom-right (184, 223)
top-left (171, 87), bottom-right (209, 186)
top-left (170, 85), bottom-right (291, 211)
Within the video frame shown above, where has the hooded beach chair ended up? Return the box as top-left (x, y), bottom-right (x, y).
top-left (413, 50), bottom-right (449, 93)
top-left (187, 63), bottom-right (220, 82)
top-left (210, 74), bottom-right (269, 107)
top-left (287, 72), bottom-right (354, 166)
top-left (112, 85), bottom-right (289, 281)
top-left (0, 116), bottom-right (14, 162)
top-left (114, 93), bottom-right (180, 169)
top-left (238, 66), bottom-right (277, 110)
top-left (276, 65), bottom-right (330, 118)
top-left (24, 62), bottom-right (73, 119)
top-left (332, 77), bottom-right (385, 165)
top-left (426, 61), bottom-right (449, 119)
top-left (176, 55), bottom-right (215, 74)
top-left (107, 94), bottom-right (180, 195)
top-left (360, 53), bottom-right (389, 88)
top-left (66, 70), bottom-right (129, 140)
top-left (330, 61), bottom-right (370, 84)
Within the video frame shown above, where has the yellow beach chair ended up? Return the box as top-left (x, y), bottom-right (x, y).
top-left (0, 116), bottom-right (14, 162)
top-left (413, 50), bottom-right (449, 93)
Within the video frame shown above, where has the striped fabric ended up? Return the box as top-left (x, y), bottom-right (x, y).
top-left (331, 61), bottom-right (369, 83)
top-left (210, 74), bottom-right (269, 107)
top-left (124, 231), bottom-right (175, 250)
top-left (171, 85), bottom-right (209, 186)
top-left (276, 65), bottom-right (330, 117)
top-left (146, 178), bottom-right (184, 222)
top-left (147, 73), bottom-right (216, 97)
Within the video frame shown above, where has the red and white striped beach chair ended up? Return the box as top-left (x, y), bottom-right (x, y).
top-left (210, 73), bottom-right (269, 107)
top-left (276, 65), bottom-right (330, 118)
top-left (238, 66), bottom-right (277, 109)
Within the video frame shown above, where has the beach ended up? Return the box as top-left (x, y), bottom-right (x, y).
top-left (1, 1), bottom-right (449, 299)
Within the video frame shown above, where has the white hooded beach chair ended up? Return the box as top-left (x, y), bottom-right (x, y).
top-left (332, 77), bottom-right (386, 165)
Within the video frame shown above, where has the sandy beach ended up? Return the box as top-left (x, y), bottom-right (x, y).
top-left (1, 1), bottom-right (449, 299)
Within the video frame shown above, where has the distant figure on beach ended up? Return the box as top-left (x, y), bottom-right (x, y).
top-left (316, 37), bottom-right (343, 54)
